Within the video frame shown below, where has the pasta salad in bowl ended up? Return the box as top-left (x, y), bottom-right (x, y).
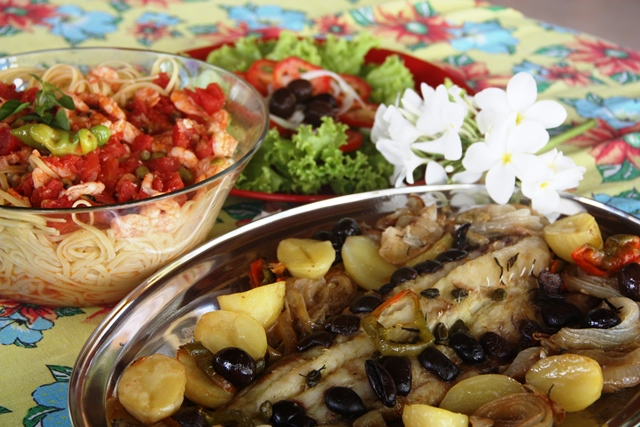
top-left (0, 47), bottom-right (269, 307)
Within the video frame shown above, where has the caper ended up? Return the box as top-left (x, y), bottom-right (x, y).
top-left (135, 165), bottom-right (150, 180)
top-left (420, 288), bottom-right (440, 299)
top-left (139, 149), bottom-right (151, 161)
top-left (491, 288), bottom-right (507, 301)
top-left (178, 166), bottom-right (194, 184)
top-left (451, 288), bottom-right (469, 302)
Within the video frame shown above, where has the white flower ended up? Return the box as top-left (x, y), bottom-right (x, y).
top-left (413, 85), bottom-right (467, 161)
top-left (372, 104), bottom-right (425, 186)
top-left (462, 121), bottom-right (549, 204)
top-left (520, 149), bottom-right (586, 214)
top-left (475, 72), bottom-right (567, 134)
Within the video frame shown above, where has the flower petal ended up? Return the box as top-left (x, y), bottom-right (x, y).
top-left (485, 164), bottom-right (516, 204)
top-left (452, 170), bottom-right (483, 184)
top-left (462, 142), bottom-right (497, 172)
top-left (506, 72), bottom-right (537, 112)
top-left (525, 100), bottom-right (568, 129)
top-left (507, 122), bottom-right (549, 154)
top-left (425, 161), bottom-right (448, 184)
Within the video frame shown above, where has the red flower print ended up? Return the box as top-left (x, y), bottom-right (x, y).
top-left (567, 37), bottom-right (640, 76)
top-left (545, 63), bottom-right (593, 87)
top-left (440, 61), bottom-right (510, 92)
top-left (591, 140), bottom-right (640, 169)
top-left (569, 119), bottom-right (640, 148)
top-left (197, 21), bottom-right (282, 46)
top-left (0, 299), bottom-right (57, 324)
top-left (0, 0), bottom-right (56, 31)
top-left (313, 15), bottom-right (357, 36)
top-left (370, 3), bottom-right (457, 46)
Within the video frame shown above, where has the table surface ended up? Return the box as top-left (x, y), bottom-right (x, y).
top-left (3, 0), bottom-right (640, 425)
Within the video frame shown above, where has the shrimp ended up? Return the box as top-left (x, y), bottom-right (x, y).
top-left (29, 150), bottom-right (76, 188)
top-left (140, 173), bottom-right (159, 197)
top-left (169, 146), bottom-right (198, 169)
top-left (87, 66), bottom-right (122, 91)
top-left (112, 198), bottom-right (182, 238)
top-left (133, 87), bottom-right (161, 109)
top-left (0, 146), bottom-right (31, 169)
top-left (195, 155), bottom-right (234, 182)
top-left (61, 182), bottom-right (106, 202)
top-left (111, 119), bottom-right (141, 144)
top-left (170, 89), bottom-right (206, 118)
top-left (211, 130), bottom-right (238, 157)
top-left (206, 109), bottom-right (229, 134)
top-left (77, 93), bottom-right (126, 120)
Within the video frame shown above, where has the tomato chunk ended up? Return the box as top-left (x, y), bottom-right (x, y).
top-left (341, 129), bottom-right (364, 153)
top-left (246, 59), bottom-right (277, 96)
top-left (339, 104), bottom-right (378, 128)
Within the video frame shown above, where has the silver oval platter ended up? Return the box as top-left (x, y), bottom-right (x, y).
top-left (69, 184), bottom-right (640, 426)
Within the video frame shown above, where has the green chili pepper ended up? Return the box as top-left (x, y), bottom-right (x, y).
top-left (10, 123), bottom-right (111, 156)
top-left (362, 290), bottom-right (435, 357)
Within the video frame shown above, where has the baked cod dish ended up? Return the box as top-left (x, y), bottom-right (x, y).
top-left (110, 194), bottom-right (640, 427)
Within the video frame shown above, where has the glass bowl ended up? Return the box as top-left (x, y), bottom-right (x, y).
top-left (0, 47), bottom-right (269, 307)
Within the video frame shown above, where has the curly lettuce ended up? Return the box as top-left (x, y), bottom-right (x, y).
top-left (365, 55), bottom-right (415, 105)
top-left (236, 118), bottom-right (393, 195)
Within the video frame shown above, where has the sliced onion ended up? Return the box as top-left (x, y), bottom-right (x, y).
top-left (544, 297), bottom-right (640, 350)
top-left (472, 392), bottom-right (558, 427)
top-left (300, 69), bottom-right (367, 114)
top-left (502, 347), bottom-right (547, 382)
top-left (562, 265), bottom-right (621, 299)
top-left (575, 346), bottom-right (640, 393)
top-left (269, 112), bottom-right (304, 130)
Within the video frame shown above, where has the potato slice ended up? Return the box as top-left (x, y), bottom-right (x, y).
top-left (543, 212), bottom-right (603, 263)
top-left (342, 235), bottom-right (397, 291)
top-left (176, 348), bottom-right (233, 409)
top-left (218, 281), bottom-right (286, 328)
top-left (194, 310), bottom-right (267, 360)
top-left (439, 374), bottom-right (526, 415)
top-left (402, 404), bottom-right (468, 427)
top-left (117, 354), bottom-right (186, 424)
top-left (525, 353), bottom-right (603, 412)
top-left (277, 238), bottom-right (335, 279)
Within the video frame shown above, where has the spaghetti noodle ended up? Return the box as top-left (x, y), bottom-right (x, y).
top-left (0, 53), bottom-right (243, 306)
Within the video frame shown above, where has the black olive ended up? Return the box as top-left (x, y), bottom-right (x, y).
top-left (332, 217), bottom-right (361, 242)
top-left (350, 293), bottom-right (383, 313)
top-left (324, 386), bottom-right (367, 419)
top-left (271, 400), bottom-right (309, 427)
top-left (378, 283), bottom-right (396, 295)
top-left (307, 93), bottom-right (338, 109)
top-left (287, 79), bottom-right (313, 103)
top-left (449, 332), bottom-right (485, 364)
top-left (269, 87), bottom-right (297, 118)
top-left (584, 307), bottom-right (622, 329)
top-left (313, 230), bottom-right (342, 263)
top-left (212, 347), bottom-right (257, 388)
top-left (297, 331), bottom-right (334, 352)
top-left (479, 331), bottom-right (514, 363)
top-left (418, 346), bottom-right (460, 381)
top-left (287, 414), bottom-right (318, 427)
top-left (171, 407), bottom-right (208, 427)
top-left (435, 248), bottom-right (468, 263)
top-left (303, 100), bottom-right (335, 128)
top-left (326, 314), bottom-right (360, 335)
top-left (414, 259), bottom-right (444, 274)
top-left (519, 319), bottom-right (543, 346)
top-left (540, 301), bottom-right (582, 330)
top-left (365, 359), bottom-right (397, 407)
top-left (537, 270), bottom-right (565, 300)
top-left (380, 356), bottom-right (412, 396)
top-left (619, 262), bottom-right (640, 301)
top-left (453, 223), bottom-right (471, 250)
top-left (390, 266), bottom-right (418, 285)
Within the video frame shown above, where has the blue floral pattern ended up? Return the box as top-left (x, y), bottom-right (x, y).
top-left (43, 5), bottom-right (119, 46)
top-left (0, 312), bottom-right (53, 348)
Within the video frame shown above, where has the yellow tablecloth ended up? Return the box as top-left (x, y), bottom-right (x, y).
top-left (2, 0), bottom-right (640, 425)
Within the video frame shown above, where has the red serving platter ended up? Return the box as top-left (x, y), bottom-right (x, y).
top-left (184, 43), bottom-right (472, 204)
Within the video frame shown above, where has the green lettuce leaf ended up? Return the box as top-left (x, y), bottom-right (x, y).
top-left (318, 32), bottom-right (380, 75)
top-left (365, 55), bottom-right (415, 105)
top-left (235, 118), bottom-right (392, 195)
top-left (265, 32), bottom-right (323, 65)
top-left (205, 36), bottom-right (265, 72)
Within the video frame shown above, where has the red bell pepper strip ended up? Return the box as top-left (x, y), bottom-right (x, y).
top-left (571, 234), bottom-right (640, 276)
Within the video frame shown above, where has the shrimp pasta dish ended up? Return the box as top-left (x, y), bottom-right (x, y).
top-left (0, 49), bottom-right (265, 307)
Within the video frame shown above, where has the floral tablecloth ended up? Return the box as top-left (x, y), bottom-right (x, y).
top-left (2, 0), bottom-right (640, 425)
